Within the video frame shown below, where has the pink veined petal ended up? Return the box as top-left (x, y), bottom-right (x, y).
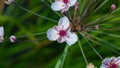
top-left (53, 25), bottom-right (63, 32)
top-left (51, 1), bottom-right (65, 11)
top-left (65, 32), bottom-right (78, 46)
top-left (58, 16), bottom-right (70, 30)
top-left (61, 4), bottom-right (70, 13)
top-left (47, 28), bottom-right (59, 41)
top-left (57, 37), bottom-right (66, 43)
top-left (68, 0), bottom-right (77, 7)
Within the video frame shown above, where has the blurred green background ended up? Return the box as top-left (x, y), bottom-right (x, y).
top-left (0, 0), bottom-right (120, 68)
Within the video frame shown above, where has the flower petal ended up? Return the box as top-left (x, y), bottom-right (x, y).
top-left (51, 1), bottom-right (65, 11)
top-left (61, 5), bottom-right (70, 13)
top-left (0, 26), bottom-right (4, 43)
top-left (57, 37), bottom-right (65, 43)
top-left (65, 32), bottom-right (78, 46)
top-left (58, 16), bottom-right (70, 30)
top-left (69, 0), bottom-right (77, 6)
top-left (47, 28), bottom-right (59, 41)
top-left (54, 25), bottom-right (63, 31)
top-left (0, 26), bottom-right (4, 36)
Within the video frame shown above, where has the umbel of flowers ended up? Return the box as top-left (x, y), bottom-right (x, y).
top-left (47, 16), bottom-right (78, 46)
top-left (1, 0), bottom-right (119, 68)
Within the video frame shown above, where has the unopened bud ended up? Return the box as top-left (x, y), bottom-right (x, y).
top-left (75, 2), bottom-right (80, 11)
top-left (9, 35), bottom-right (17, 43)
top-left (5, 0), bottom-right (14, 5)
top-left (61, 10), bottom-right (67, 14)
top-left (111, 4), bottom-right (116, 10)
top-left (94, 25), bottom-right (99, 30)
top-left (87, 63), bottom-right (95, 68)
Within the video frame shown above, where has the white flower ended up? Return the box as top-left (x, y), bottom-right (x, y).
top-left (47, 16), bottom-right (78, 46)
top-left (0, 26), bottom-right (4, 43)
top-left (51, 0), bottom-right (77, 12)
top-left (101, 57), bottom-right (120, 68)
top-left (5, 0), bottom-right (14, 5)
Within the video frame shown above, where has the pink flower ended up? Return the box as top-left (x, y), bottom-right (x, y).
top-left (0, 26), bottom-right (4, 43)
top-left (101, 57), bottom-right (120, 68)
top-left (9, 35), bottom-right (17, 43)
top-left (51, 0), bottom-right (77, 12)
top-left (47, 16), bottom-right (78, 46)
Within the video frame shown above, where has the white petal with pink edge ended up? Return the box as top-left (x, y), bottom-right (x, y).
top-left (58, 16), bottom-right (70, 30)
top-left (69, 0), bottom-right (77, 7)
top-left (47, 28), bottom-right (59, 41)
top-left (51, 1), bottom-right (65, 11)
top-left (65, 32), bottom-right (78, 46)
top-left (0, 26), bottom-right (4, 43)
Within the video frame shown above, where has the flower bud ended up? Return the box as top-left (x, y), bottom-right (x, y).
top-left (5, 0), bottom-right (14, 5)
top-left (87, 63), bottom-right (95, 68)
top-left (111, 4), bottom-right (116, 10)
top-left (94, 25), bottom-right (99, 30)
top-left (75, 2), bottom-right (80, 11)
top-left (9, 35), bottom-right (17, 43)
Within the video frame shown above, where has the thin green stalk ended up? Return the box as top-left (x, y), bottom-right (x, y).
top-left (68, 10), bottom-right (72, 21)
top-left (80, 0), bottom-right (87, 16)
top-left (55, 45), bottom-right (69, 68)
top-left (85, 33), bottom-right (120, 55)
top-left (86, 13), bottom-right (110, 26)
top-left (16, 32), bottom-right (46, 38)
top-left (86, 33), bottom-right (120, 54)
top-left (86, 4), bottom-right (120, 26)
top-left (89, 30), bottom-right (120, 38)
top-left (78, 38), bottom-right (88, 65)
top-left (18, 37), bottom-right (46, 43)
top-left (79, 0), bottom-right (94, 24)
top-left (91, 0), bottom-right (109, 15)
top-left (79, 32), bottom-right (103, 60)
top-left (15, 1), bottom-right (58, 22)
top-left (42, 0), bottom-right (62, 17)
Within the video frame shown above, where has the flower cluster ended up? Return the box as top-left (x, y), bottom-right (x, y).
top-left (47, 0), bottom-right (78, 46)
top-left (1, 0), bottom-right (120, 68)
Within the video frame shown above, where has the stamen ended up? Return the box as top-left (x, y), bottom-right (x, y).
top-left (59, 30), bottom-right (67, 37)
top-left (63, 0), bottom-right (68, 4)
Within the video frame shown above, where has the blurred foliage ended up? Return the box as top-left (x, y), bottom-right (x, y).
top-left (0, 0), bottom-right (120, 68)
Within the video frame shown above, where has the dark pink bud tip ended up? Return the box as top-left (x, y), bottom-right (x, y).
top-left (9, 35), bottom-right (17, 43)
top-left (111, 4), bottom-right (116, 10)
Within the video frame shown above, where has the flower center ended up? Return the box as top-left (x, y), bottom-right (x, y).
top-left (63, 0), bottom-right (68, 4)
top-left (59, 30), bottom-right (67, 37)
top-left (109, 64), bottom-right (118, 68)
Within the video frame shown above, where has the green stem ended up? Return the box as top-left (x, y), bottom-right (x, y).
top-left (55, 45), bottom-right (69, 68)
top-left (16, 32), bottom-right (46, 38)
top-left (42, 0), bottom-right (62, 17)
top-left (78, 38), bottom-right (88, 65)
top-left (15, 1), bottom-right (58, 22)
top-left (79, 32), bottom-right (103, 60)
